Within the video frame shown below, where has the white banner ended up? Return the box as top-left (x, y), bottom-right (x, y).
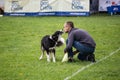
top-left (99, 0), bottom-right (120, 11)
top-left (0, 0), bottom-right (4, 8)
top-left (5, 0), bottom-right (39, 12)
top-left (39, 0), bottom-right (89, 12)
top-left (5, 0), bottom-right (90, 16)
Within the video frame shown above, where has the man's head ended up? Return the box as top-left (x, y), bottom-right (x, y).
top-left (63, 21), bottom-right (74, 33)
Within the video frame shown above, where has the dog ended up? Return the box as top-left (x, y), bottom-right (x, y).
top-left (39, 30), bottom-right (64, 62)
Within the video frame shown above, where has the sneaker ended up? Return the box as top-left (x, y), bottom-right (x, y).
top-left (86, 54), bottom-right (96, 62)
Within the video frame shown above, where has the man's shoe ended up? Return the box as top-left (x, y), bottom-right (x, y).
top-left (86, 54), bottom-right (96, 62)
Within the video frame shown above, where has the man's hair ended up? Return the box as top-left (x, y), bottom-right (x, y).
top-left (66, 21), bottom-right (74, 28)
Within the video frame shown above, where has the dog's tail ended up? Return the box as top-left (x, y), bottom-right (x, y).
top-left (40, 41), bottom-right (44, 51)
top-left (39, 41), bottom-right (45, 60)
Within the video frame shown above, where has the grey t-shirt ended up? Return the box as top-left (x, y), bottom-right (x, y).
top-left (66, 28), bottom-right (96, 50)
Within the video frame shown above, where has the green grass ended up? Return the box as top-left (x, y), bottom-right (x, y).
top-left (0, 14), bottom-right (120, 80)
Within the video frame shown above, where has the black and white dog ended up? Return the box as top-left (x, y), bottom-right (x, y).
top-left (39, 30), bottom-right (64, 62)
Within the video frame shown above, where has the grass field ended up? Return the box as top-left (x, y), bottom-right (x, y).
top-left (0, 14), bottom-right (120, 80)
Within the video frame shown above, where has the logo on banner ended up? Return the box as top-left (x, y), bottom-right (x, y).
top-left (40, 0), bottom-right (52, 10)
top-left (72, 0), bottom-right (83, 10)
top-left (11, 1), bottom-right (23, 11)
top-left (113, 7), bottom-right (118, 11)
top-left (105, 0), bottom-right (111, 4)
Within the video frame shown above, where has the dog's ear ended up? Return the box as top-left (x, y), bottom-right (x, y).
top-left (54, 30), bottom-right (63, 35)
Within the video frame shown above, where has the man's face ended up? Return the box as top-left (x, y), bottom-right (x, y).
top-left (63, 23), bottom-right (70, 33)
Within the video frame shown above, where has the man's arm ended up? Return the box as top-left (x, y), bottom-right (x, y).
top-left (64, 33), bottom-right (74, 53)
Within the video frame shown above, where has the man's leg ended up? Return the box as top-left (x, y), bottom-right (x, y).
top-left (72, 41), bottom-right (95, 62)
top-left (77, 52), bottom-right (87, 61)
top-left (73, 41), bottom-right (94, 53)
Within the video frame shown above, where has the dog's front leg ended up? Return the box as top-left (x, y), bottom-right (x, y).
top-left (46, 52), bottom-right (50, 62)
top-left (39, 55), bottom-right (43, 60)
top-left (39, 51), bottom-right (44, 60)
top-left (52, 49), bottom-right (56, 63)
top-left (39, 46), bottom-right (45, 60)
top-left (52, 53), bottom-right (56, 63)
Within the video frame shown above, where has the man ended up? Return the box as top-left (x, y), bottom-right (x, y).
top-left (63, 21), bottom-right (96, 62)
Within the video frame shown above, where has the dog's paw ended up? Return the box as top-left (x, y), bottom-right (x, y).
top-left (39, 56), bottom-right (43, 60)
top-left (53, 61), bottom-right (56, 63)
top-left (53, 60), bottom-right (56, 63)
top-left (47, 59), bottom-right (51, 62)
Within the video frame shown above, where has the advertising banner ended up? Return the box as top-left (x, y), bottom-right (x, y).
top-left (5, 0), bottom-right (90, 16)
top-left (0, 0), bottom-right (4, 8)
top-left (99, 0), bottom-right (120, 11)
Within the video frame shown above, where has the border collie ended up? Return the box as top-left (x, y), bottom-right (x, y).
top-left (39, 30), bottom-right (64, 62)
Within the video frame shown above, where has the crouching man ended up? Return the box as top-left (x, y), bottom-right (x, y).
top-left (63, 21), bottom-right (96, 62)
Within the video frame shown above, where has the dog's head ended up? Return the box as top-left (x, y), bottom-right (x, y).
top-left (53, 30), bottom-right (63, 36)
top-left (51, 30), bottom-right (64, 42)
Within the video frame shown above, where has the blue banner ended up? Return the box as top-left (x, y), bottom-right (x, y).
top-left (4, 12), bottom-right (90, 16)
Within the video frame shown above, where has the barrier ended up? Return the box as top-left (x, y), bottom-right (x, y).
top-left (4, 0), bottom-right (90, 16)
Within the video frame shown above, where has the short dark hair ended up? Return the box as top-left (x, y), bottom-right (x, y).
top-left (66, 21), bottom-right (74, 28)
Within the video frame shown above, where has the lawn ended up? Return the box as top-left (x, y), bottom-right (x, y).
top-left (0, 14), bottom-right (120, 80)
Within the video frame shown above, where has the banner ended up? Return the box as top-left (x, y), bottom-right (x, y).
top-left (5, 0), bottom-right (90, 16)
top-left (99, 0), bottom-right (120, 11)
top-left (0, 0), bottom-right (4, 8)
